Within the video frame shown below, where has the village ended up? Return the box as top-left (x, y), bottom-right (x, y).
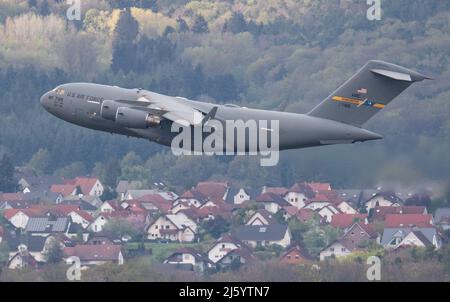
top-left (0, 166), bottom-right (449, 275)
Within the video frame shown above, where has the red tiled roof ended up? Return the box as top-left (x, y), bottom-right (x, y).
top-left (297, 209), bottom-right (315, 221)
top-left (330, 213), bottom-right (368, 229)
top-left (255, 192), bottom-right (290, 206)
top-left (0, 193), bottom-right (25, 201)
top-left (372, 206), bottom-right (427, 221)
top-left (51, 184), bottom-right (76, 197)
top-left (306, 182), bottom-right (332, 193)
top-left (138, 194), bottom-right (168, 204)
top-left (288, 183), bottom-right (315, 198)
top-left (195, 182), bottom-right (228, 201)
top-left (64, 244), bottom-right (122, 261)
top-left (3, 204), bottom-right (81, 220)
top-left (71, 210), bottom-right (94, 223)
top-left (63, 177), bottom-right (100, 195)
top-left (385, 214), bottom-right (433, 228)
top-left (264, 187), bottom-right (289, 196)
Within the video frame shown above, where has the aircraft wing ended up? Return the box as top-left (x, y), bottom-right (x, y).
top-left (138, 96), bottom-right (204, 127)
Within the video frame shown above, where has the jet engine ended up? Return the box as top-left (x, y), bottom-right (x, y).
top-left (115, 107), bottom-right (161, 129)
top-left (100, 100), bottom-right (122, 121)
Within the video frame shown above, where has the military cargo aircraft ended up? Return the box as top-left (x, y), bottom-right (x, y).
top-left (40, 60), bottom-right (431, 153)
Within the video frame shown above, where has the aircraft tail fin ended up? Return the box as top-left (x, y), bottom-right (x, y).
top-left (307, 60), bottom-right (432, 126)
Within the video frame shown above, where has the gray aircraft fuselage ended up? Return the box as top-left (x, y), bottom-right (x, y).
top-left (40, 83), bottom-right (382, 151)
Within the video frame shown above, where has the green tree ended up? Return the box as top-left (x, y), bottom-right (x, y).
top-left (45, 238), bottom-right (64, 264)
top-left (103, 218), bottom-right (138, 239)
top-left (112, 8), bottom-right (139, 73)
top-left (192, 15), bottom-right (209, 34)
top-left (28, 148), bottom-right (51, 175)
top-left (201, 216), bottom-right (231, 239)
top-left (0, 154), bottom-right (15, 192)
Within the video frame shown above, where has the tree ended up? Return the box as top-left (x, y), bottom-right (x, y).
top-left (201, 216), bottom-right (230, 239)
top-left (177, 17), bottom-right (189, 32)
top-left (223, 12), bottom-right (247, 33)
top-left (111, 8), bottom-right (140, 73)
top-left (38, 0), bottom-right (51, 16)
top-left (28, 148), bottom-right (51, 175)
top-left (27, 0), bottom-right (37, 8)
top-left (0, 154), bottom-right (15, 192)
top-left (45, 238), bottom-right (64, 264)
top-left (192, 15), bottom-right (209, 34)
top-left (103, 159), bottom-right (121, 188)
top-left (103, 218), bottom-right (138, 239)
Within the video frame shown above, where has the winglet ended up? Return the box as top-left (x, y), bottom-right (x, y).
top-left (202, 106), bottom-right (218, 125)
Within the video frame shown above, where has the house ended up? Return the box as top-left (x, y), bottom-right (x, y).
top-left (246, 209), bottom-right (277, 226)
top-left (0, 200), bottom-right (29, 211)
top-left (147, 212), bottom-right (198, 242)
top-left (8, 247), bottom-right (39, 270)
top-left (100, 200), bottom-right (120, 213)
top-left (371, 206), bottom-right (427, 222)
top-left (87, 231), bottom-right (123, 245)
top-left (116, 180), bottom-right (142, 200)
top-left (225, 187), bottom-right (261, 205)
top-left (64, 244), bottom-right (124, 267)
top-left (7, 233), bottom-right (74, 264)
top-left (17, 175), bottom-right (63, 194)
top-left (434, 208), bottom-right (450, 230)
top-left (303, 200), bottom-right (331, 211)
top-left (3, 209), bottom-right (34, 229)
top-left (63, 195), bottom-right (102, 209)
top-left (283, 207), bottom-right (316, 222)
top-left (207, 235), bottom-right (243, 263)
top-left (330, 213), bottom-right (368, 230)
top-left (216, 247), bottom-right (255, 270)
top-left (135, 194), bottom-right (172, 214)
top-left (194, 181), bottom-right (229, 202)
top-left (262, 186), bottom-right (289, 196)
top-left (336, 201), bottom-right (357, 214)
top-left (63, 177), bottom-right (104, 197)
top-left (381, 227), bottom-right (441, 250)
top-left (163, 248), bottom-right (210, 272)
top-left (255, 192), bottom-right (290, 214)
top-left (364, 192), bottom-right (403, 212)
top-left (67, 210), bottom-right (94, 229)
top-left (307, 182), bottom-right (332, 194)
top-left (394, 231), bottom-right (435, 250)
top-left (280, 245), bottom-right (314, 264)
top-left (0, 193), bottom-right (25, 201)
top-left (25, 216), bottom-right (71, 237)
top-left (89, 214), bottom-right (110, 233)
top-left (62, 199), bottom-right (98, 215)
top-left (317, 205), bottom-right (340, 223)
top-left (384, 214), bottom-right (434, 228)
top-left (175, 190), bottom-right (209, 208)
top-left (284, 183), bottom-right (315, 209)
top-left (320, 240), bottom-right (353, 261)
top-left (340, 222), bottom-right (378, 250)
top-left (232, 224), bottom-right (292, 248)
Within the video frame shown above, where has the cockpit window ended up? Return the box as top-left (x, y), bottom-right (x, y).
top-left (55, 88), bottom-right (65, 95)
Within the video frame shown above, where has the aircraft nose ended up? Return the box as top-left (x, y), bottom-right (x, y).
top-left (40, 91), bottom-right (50, 108)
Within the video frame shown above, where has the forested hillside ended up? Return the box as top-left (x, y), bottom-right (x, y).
top-left (1, 0), bottom-right (450, 190)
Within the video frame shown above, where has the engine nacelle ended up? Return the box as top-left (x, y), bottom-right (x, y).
top-left (100, 100), bottom-right (122, 121)
top-left (115, 107), bottom-right (161, 129)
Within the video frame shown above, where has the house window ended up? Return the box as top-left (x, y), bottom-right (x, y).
top-left (330, 248), bottom-right (334, 252)
top-left (295, 255), bottom-right (299, 259)
top-left (222, 244), bottom-right (225, 248)
top-left (287, 255), bottom-right (291, 260)
top-left (341, 248), bottom-right (346, 252)
top-left (166, 225), bottom-right (170, 229)
top-left (155, 225), bottom-right (158, 229)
